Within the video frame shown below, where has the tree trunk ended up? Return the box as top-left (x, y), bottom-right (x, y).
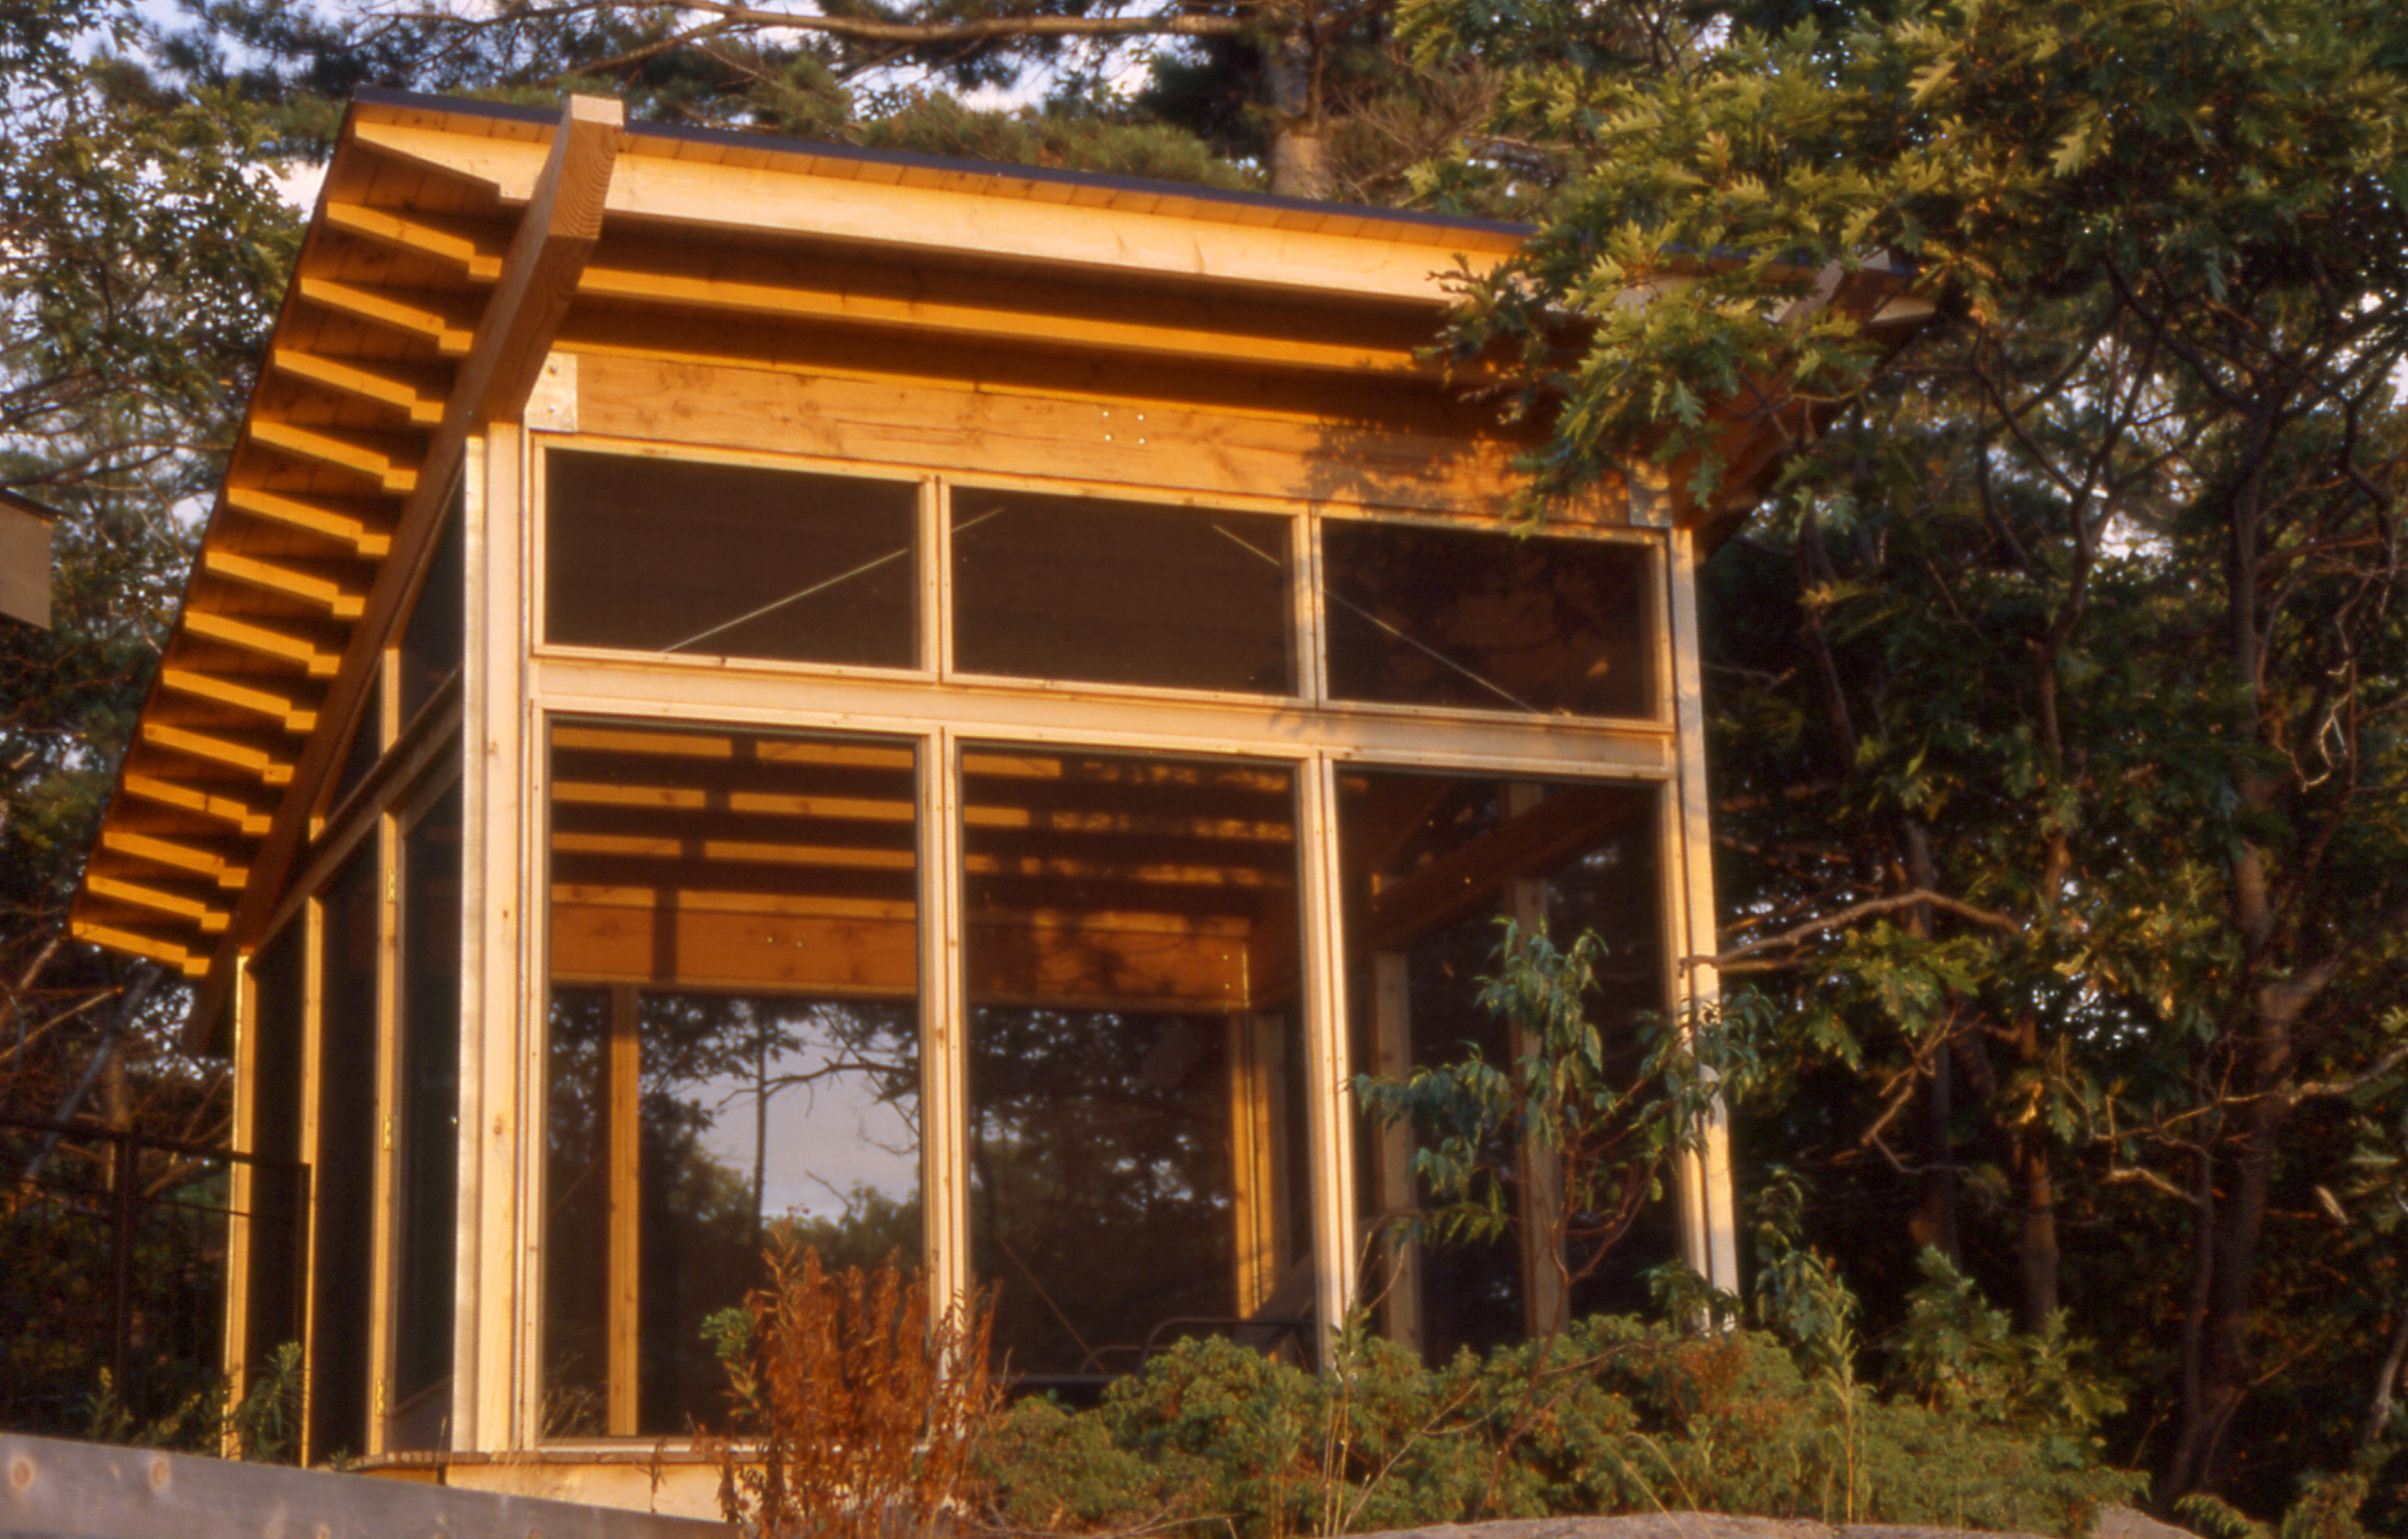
top-left (2013, 1120), bottom-right (2059, 1331)
top-left (1262, 37), bottom-right (1331, 200)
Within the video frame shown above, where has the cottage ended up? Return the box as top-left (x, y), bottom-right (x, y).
top-left (68, 88), bottom-right (1921, 1511)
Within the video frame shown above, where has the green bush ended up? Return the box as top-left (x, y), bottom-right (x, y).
top-left (975, 1314), bottom-right (2143, 1539)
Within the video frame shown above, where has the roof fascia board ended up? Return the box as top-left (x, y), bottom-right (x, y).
top-left (348, 103), bottom-right (1517, 305)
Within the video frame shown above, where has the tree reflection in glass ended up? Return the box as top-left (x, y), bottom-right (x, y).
top-left (543, 992), bottom-right (919, 1437)
top-left (961, 747), bottom-right (1310, 1383)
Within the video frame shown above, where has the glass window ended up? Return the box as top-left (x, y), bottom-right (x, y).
top-left (546, 451), bottom-right (917, 669)
top-left (961, 746), bottom-right (1311, 1381)
top-left (244, 925), bottom-right (307, 1390)
top-left (951, 491), bottom-right (1293, 694)
top-left (398, 506), bottom-right (463, 726)
top-left (1322, 522), bottom-right (1654, 718)
top-left (1339, 771), bottom-right (1665, 1361)
top-left (311, 846), bottom-right (380, 1461)
top-left (390, 782), bottom-right (460, 1450)
top-left (543, 720), bottom-right (921, 1437)
top-left (330, 673), bottom-right (382, 811)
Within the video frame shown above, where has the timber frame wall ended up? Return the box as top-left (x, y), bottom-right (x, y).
top-left (69, 88), bottom-right (1925, 1483)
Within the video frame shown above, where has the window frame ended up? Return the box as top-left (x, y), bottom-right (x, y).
top-left (508, 433), bottom-right (1699, 1447)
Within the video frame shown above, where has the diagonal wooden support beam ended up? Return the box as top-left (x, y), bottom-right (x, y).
top-left (192, 93), bottom-right (622, 1030)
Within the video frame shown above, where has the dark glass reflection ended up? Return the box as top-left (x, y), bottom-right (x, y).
top-left (244, 926), bottom-right (307, 1395)
top-left (1323, 522), bottom-right (1654, 717)
top-left (310, 848), bottom-right (380, 1461)
top-left (544, 990), bottom-right (921, 1437)
top-left (390, 783), bottom-right (460, 1449)
top-left (1339, 770), bottom-right (1664, 1362)
top-left (546, 451), bottom-right (916, 668)
top-left (542, 719), bottom-right (921, 1438)
top-left (952, 491), bottom-right (1293, 694)
top-left (962, 747), bottom-right (1310, 1380)
top-left (398, 508), bottom-right (463, 725)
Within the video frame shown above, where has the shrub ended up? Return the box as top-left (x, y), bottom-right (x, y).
top-left (711, 1239), bottom-right (1000, 1539)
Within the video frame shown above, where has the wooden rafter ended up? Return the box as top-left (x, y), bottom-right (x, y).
top-left (270, 347), bottom-right (449, 426)
top-left (181, 610), bottom-right (343, 677)
top-left (294, 276), bottom-right (480, 356)
top-left (188, 95), bottom-right (624, 1021)
top-left (249, 421), bottom-right (422, 492)
top-left (140, 720), bottom-right (299, 786)
top-left (158, 665), bottom-right (320, 734)
top-left (101, 828), bottom-right (250, 888)
top-left (223, 486), bottom-right (394, 557)
top-left (324, 201), bottom-right (510, 281)
top-left (200, 548), bottom-right (369, 620)
top-left (120, 772), bottom-right (275, 837)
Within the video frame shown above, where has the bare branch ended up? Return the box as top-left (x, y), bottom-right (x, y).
top-left (1689, 887), bottom-right (2020, 971)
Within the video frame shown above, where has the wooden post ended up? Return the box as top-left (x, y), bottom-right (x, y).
top-left (605, 984), bottom-right (641, 1435)
top-left (1503, 783), bottom-right (1568, 1337)
top-left (1368, 950), bottom-right (1421, 1351)
top-left (1664, 528), bottom-right (1740, 1293)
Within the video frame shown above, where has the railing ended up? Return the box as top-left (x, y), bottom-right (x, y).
top-left (0, 1114), bottom-right (307, 1436)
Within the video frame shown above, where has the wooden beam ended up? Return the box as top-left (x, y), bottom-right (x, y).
top-left (324, 200), bottom-right (509, 281)
top-left (598, 148), bottom-right (1509, 304)
top-left (100, 827), bottom-right (250, 888)
top-left (200, 548), bottom-right (369, 620)
top-left (70, 918), bottom-right (203, 976)
top-left (570, 352), bottom-right (1586, 520)
top-left (248, 420), bottom-right (421, 493)
top-left (350, 117), bottom-right (551, 198)
top-left (576, 249), bottom-right (1472, 380)
top-left (181, 610), bottom-right (343, 678)
top-left (158, 665), bottom-right (320, 734)
top-left (294, 275), bottom-right (478, 356)
top-left (223, 485), bottom-right (394, 558)
top-left (456, 95), bottom-right (621, 423)
top-left (270, 347), bottom-right (448, 426)
top-left (140, 719), bottom-right (299, 787)
top-left (193, 94), bottom-right (624, 1032)
top-left (121, 771), bottom-right (275, 837)
top-left (86, 873), bottom-right (232, 933)
top-left (1365, 785), bottom-right (1645, 952)
top-left (339, 112), bottom-right (1518, 304)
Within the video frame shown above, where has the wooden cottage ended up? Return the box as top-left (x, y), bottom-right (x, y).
top-left (67, 88), bottom-right (1921, 1510)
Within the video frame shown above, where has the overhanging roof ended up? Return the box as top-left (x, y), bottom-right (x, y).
top-left (68, 88), bottom-right (1929, 1007)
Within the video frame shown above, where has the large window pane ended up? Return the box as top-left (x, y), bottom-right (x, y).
top-left (546, 451), bottom-right (916, 668)
top-left (398, 502), bottom-right (462, 726)
top-left (391, 782), bottom-right (461, 1450)
top-left (961, 747), bottom-right (1311, 1382)
top-left (543, 720), bottom-right (921, 1438)
top-left (1340, 771), bottom-right (1664, 1362)
top-left (952, 491), bottom-right (1293, 694)
top-left (311, 847), bottom-right (380, 1461)
top-left (244, 926), bottom-right (307, 1391)
top-left (1322, 522), bottom-right (1654, 718)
